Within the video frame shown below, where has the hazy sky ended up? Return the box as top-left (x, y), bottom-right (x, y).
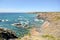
top-left (0, 0), bottom-right (60, 12)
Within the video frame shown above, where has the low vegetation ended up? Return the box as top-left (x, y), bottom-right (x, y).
top-left (42, 34), bottom-right (60, 40)
top-left (53, 16), bottom-right (60, 21)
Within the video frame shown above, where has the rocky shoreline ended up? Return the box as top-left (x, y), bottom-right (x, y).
top-left (0, 12), bottom-right (60, 40)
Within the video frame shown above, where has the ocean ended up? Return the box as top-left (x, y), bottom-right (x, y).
top-left (0, 13), bottom-right (44, 37)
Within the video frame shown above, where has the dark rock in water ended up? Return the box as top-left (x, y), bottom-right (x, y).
top-left (0, 19), bottom-right (2, 22)
top-left (11, 23), bottom-right (22, 27)
top-left (24, 24), bottom-right (29, 28)
top-left (16, 23), bottom-right (21, 26)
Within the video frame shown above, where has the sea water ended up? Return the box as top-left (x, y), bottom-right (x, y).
top-left (0, 13), bottom-right (44, 37)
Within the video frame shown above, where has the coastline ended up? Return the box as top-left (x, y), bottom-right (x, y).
top-left (0, 12), bottom-right (60, 40)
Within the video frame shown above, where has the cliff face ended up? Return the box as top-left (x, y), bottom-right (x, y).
top-left (37, 12), bottom-right (60, 38)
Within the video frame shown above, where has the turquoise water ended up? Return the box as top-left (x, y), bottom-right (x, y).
top-left (0, 13), bottom-right (44, 37)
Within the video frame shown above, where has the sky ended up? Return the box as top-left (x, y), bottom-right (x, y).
top-left (0, 0), bottom-right (60, 12)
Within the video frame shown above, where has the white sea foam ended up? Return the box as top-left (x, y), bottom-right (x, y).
top-left (19, 16), bottom-right (22, 17)
top-left (20, 21), bottom-right (24, 24)
top-left (34, 19), bottom-right (39, 21)
top-left (39, 19), bottom-right (44, 22)
top-left (34, 18), bottom-right (44, 22)
top-left (24, 22), bottom-right (29, 25)
top-left (2, 20), bottom-right (4, 22)
top-left (6, 19), bottom-right (8, 21)
top-left (18, 18), bottom-right (23, 20)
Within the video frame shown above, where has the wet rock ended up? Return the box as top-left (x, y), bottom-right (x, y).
top-left (11, 23), bottom-right (22, 27)
top-left (24, 24), bottom-right (29, 28)
top-left (37, 15), bottom-right (41, 19)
